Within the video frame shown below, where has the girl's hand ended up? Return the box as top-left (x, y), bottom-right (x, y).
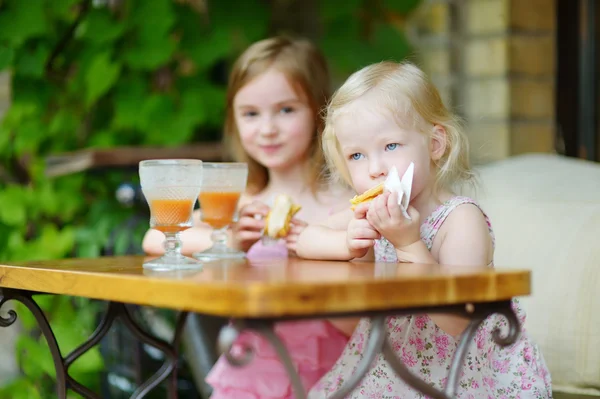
top-left (366, 192), bottom-right (420, 250)
top-left (346, 203), bottom-right (380, 259)
top-left (285, 218), bottom-right (308, 256)
top-left (232, 200), bottom-right (270, 252)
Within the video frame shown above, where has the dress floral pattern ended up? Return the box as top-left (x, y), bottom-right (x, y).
top-left (308, 197), bottom-right (552, 399)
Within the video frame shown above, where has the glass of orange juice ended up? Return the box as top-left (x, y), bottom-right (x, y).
top-left (193, 162), bottom-right (248, 261)
top-left (139, 159), bottom-right (203, 270)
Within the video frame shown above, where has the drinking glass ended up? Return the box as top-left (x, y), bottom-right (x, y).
top-left (193, 162), bottom-right (248, 261)
top-left (139, 159), bottom-right (203, 270)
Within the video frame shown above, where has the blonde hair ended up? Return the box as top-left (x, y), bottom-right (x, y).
top-left (223, 36), bottom-right (331, 195)
top-left (322, 61), bottom-right (474, 192)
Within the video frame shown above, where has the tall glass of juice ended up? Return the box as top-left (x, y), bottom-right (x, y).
top-left (139, 159), bottom-right (203, 270)
top-left (193, 162), bottom-right (248, 260)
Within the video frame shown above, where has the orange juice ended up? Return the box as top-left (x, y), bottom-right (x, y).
top-left (199, 191), bottom-right (241, 229)
top-left (150, 199), bottom-right (194, 233)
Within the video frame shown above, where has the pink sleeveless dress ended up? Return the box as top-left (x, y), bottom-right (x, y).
top-left (206, 240), bottom-right (350, 398)
top-left (309, 197), bottom-right (552, 399)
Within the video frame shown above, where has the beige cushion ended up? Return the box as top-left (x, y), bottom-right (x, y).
top-left (464, 153), bottom-right (600, 394)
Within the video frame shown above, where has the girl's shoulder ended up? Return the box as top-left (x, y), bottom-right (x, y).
top-left (428, 196), bottom-right (492, 232)
top-left (426, 195), bottom-right (495, 258)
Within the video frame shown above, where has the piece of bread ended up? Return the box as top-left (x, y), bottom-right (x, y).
top-left (264, 195), bottom-right (302, 239)
top-left (349, 183), bottom-right (384, 211)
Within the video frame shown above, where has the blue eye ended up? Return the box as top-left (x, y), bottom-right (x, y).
top-left (280, 107), bottom-right (294, 114)
top-left (386, 143), bottom-right (399, 151)
top-left (243, 111), bottom-right (258, 117)
top-left (350, 153), bottom-right (363, 161)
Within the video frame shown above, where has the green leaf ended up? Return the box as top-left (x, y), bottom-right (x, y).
top-left (74, 227), bottom-right (98, 244)
top-left (138, 93), bottom-right (203, 145)
top-left (49, 109), bottom-right (78, 135)
top-left (138, 94), bottom-right (175, 132)
top-left (0, 44), bottom-right (14, 70)
top-left (129, 0), bottom-right (175, 36)
top-left (77, 9), bottom-right (126, 45)
top-left (32, 338), bottom-right (57, 378)
top-left (14, 44), bottom-right (50, 78)
top-left (16, 335), bottom-right (49, 380)
top-left (49, 0), bottom-right (80, 21)
top-left (13, 118), bottom-right (46, 155)
top-left (319, 0), bottom-right (361, 21)
top-left (37, 182), bottom-right (60, 216)
top-left (10, 76), bottom-right (52, 109)
top-left (0, 186), bottom-right (26, 226)
top-left (67, 44), bottom-right (101, 95)
top-left (119, 0), bottom-right (176, 70)
top-left (112, 76), bottom-right (147, 129)
top-left (85, 52), bottom-right (121, 106)
top-left (69, 346), bottom-right (104, 374)
top-left (383, 0), bottom-right (421, 14)
top-left (37, 225), bottom-right (75, 259)
top-left (0, 377), bottom-right (43, 399)
top-left (88, 128), bottom-right (117, 148)
top-left (0, 0), bottom-right (47, 46)
top-left (179, 88), bottom-right (206, 127)
top-left (0, 224), bottom-right (16, 254)
top-left (176, 78), bottom-right (225, 128)
top-left (121, 35), bottom-right (176, 70)
top-left (6, 230), bottom-right (25, 254)
top-left (320, 17), bottom-right (364, 74)
top-left (0, 102), bottom-right (38, 129)
top-left (183, 28), bottom-right (232, 71)
top-left (75, 241), bottom-right (101, 258)
top-left (113, 227), bottom-right (131, 255)
top-left (11, 303), bottom-right (36, 330)
top-left (209, 0), bottom-right (269, 42)
top-left (372, 23), bottom-right (411, 60)
top-left (11, 224), bottom-right (75, 260)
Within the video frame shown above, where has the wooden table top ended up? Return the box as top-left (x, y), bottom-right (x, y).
top-left (0, 256), bottom-right (530, 318)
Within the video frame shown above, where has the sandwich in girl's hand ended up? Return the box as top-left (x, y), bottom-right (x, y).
top-left (263, 194), bottom-right (302, 239)
top-left (349, 162), bottom-right (415, 219)
top-left (349, 183), bottom-right (384, 211)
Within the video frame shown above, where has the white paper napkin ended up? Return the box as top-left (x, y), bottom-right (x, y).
top-left (383, 162), bottom-right (414, 220)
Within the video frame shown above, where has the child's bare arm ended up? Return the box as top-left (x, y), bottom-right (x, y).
top-left (296, 209), bottom-right (355, 260)
top-left (142, 210), bottom-right (213, 256)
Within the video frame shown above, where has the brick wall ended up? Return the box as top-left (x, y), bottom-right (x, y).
top-left (410, 0), bottom-right (557, 164)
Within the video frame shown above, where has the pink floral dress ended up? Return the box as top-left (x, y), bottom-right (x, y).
top-left (309, 197), bottom-right (552, 399)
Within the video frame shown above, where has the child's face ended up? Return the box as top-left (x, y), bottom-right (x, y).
top-left (233, 68), bottom-right (314, 172)
top-left (334, 96), bottom-right (434, 198)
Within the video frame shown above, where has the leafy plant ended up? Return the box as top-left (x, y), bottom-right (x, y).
top-left (0, 0), bottom-right (419, 397)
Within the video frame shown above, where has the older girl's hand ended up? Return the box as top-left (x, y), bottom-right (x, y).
top-left (366, 192), bottom-right (420, 250)
top-left (231, 200), bottom-right (270, 252)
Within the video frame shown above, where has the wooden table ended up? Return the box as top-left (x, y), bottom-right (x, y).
top-left (0, 256), bottom-right (531, 399)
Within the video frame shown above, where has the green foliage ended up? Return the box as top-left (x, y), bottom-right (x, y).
top-left (0, 0), bottom-right (419, 396)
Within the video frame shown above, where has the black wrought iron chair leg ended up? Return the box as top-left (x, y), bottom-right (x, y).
top-left (381, 301), bottom-right (522, 399)
top-left (1, 290), bottom-right (189, 399)
top-left (0, 289), bottom-right (69, 398)
top-left (66, 376), bottom-right (102, 399)
top-left (123, 307), bottom-right (188, 399)
top-left (444, 317), bottom-right (486, 397)
top-left (218, 321), bottom-right (307, 398)
top-left (65, 301), bottom-right (120, 367)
